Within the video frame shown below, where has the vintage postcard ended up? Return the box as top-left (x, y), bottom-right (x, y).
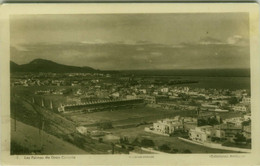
top-left (0, 3), bottom-right (259, 166)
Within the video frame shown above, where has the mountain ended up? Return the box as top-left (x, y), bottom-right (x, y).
top-left (10, 61), bottom-right (21, 72)
top-left (10, 59), bottom-right (98, 73)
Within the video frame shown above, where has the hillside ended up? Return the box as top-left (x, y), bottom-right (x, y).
top-left (11, 119), bottom-right (88, 155)
top-left (10, 59), bottom-right (98, 73)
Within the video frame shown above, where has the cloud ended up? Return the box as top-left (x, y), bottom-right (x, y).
top-left (81, 39), bottom-right (107, 44)
top-left (121, 40), bottom-right (136, 45)
top-left (136, 47), bottom-right (145, 51)
top-left (227, 35), bottom-right (242, 44)
top-left (135, 40), bottom-right (153, 45)
top-left (12, 44), bottom-right (29, 51)
top-left (199, 37), bottom-right (224, 45)
top-left (227, 35), bottom-right (247, 45)
top-left (61, 50), bottom-right (83, 58)
top-left (11, 41), bottom-right (250, 70)
top-left (150, 52), bottom-right (162, 56)
top-left (195, 36), bottom-right (248, 46)
top-left (170, 44), bottom-right (185, 48)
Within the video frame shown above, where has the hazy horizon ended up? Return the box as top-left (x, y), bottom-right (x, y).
top-left (10, 13), bottom-right (250, 70)
top-left (11, 58), bottom-right (250, 71)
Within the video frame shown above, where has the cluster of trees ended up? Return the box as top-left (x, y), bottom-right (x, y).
top-left (198, 116), bottom-right (222, 126)
top-left (158, 144), bottom-right (192, 153)
top-left (178, 93), bottom-right (190, 101)
top-left (228, 97), bottom-right (240, 105)
top-left (119, 137), bottom-right (129, 144)
top-left (124, 138), bottom-right (192, 154)
top-left (131, 138), bottom-right (155, 147)
top-left (234, 133), bottom-right (247, 143)
top-left (242, 119), bottom-right (251, 126)
top-left (97, 121), bottom-right (113, 129)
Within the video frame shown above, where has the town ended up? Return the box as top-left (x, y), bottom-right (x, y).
top-left (11, 71), bottom-right (251, 154)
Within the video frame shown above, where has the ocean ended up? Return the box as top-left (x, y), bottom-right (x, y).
top-left (175, 76), bottom-right (250, 90)
top-left (122, 69), bottom-right (250, 90)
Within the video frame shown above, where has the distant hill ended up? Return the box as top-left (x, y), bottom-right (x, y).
top-left (10, 61), bottom-right (21, 72)
top-left (10, 59), bottom-right (98, 73)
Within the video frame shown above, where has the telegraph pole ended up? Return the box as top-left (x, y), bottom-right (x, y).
top-left (111, 143), bottom-right (115, 154)
top-left (14, 105), bottom-right (16, 132)
top-left (41, 99), bottom-right (45, 107)
top-left (50, 100), bottom-right (53, 110)
top-left (39, 118), bottom-right (45, 151)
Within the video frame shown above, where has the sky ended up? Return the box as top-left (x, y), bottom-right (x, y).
top-left (10, 13), bottom-right (250, 70)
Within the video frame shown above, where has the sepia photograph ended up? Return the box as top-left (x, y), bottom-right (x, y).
top-left (0, 3), bottom-right (259, 166)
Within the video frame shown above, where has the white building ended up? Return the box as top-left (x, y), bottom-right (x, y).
top-left (244, 114), bottom-right (251, 121)
top-left (223, 117), bottom-right (244, 127)
top-left (242, 97), bottom-right (250, 104)
top-left (139, 89), bottom-right (147, 94)
top-left (76, 126), bottom-right (88, 135)
top-left (232, 104), bottom-right (248, 112)
top-left (153, 118), bottom-right (183, 135)
top-left (145, 118), bottom-right (183, 136)
top-left (184, 87), bottom-right (189, 93)
top-left (189, 126), bottom-right (213, 142)
top-left (161, 88), bottom-right (169, 93)
top-left (189, 125), bottom-right (225, 143)
top-left (111, 92), bottom-right (120, 98)
top-left (126, 95), bottom-right (137, 100)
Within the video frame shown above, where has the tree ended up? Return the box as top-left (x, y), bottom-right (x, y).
top-left (170, 148), bottom-right (179, 153)
top-left (228, 97), bottom-right (239, 105)
top-left (132, 138), bottom-right (141, 146)
top-left (219, 117), bottom-right (223, 124)
top-left (207, 116), bottom-right (220, 126)
top-left (127, 146), bottom-right (134, 151)
top-left (159, 144), bottom-right (171, 152)
top-left (98, 121), bottom-right (113, 129)
top-left (178, 93), bottom-right (190, 101)
top-left (242, 120), bottom-right (251, 126)
top-left (225, 91), bottom-right (231, 96)
top-left (216, 102), bottom-right (221, 106)
top-left (119, 136), bottom-right (129, 144)
top-left (234, 133), bottom-right (246, 143)
top-left (98, 138), bottom-right (103, 143)
top-left (183, 149), bottom-right (192, 153)
top-left (221, 105), bottom-right (230, 111)
top-left (197, 119), bottom-right (207, 126)
top-left (190, 100), bottom-right (196, 106)
top-left (141, 138), bottom-right (155, 147)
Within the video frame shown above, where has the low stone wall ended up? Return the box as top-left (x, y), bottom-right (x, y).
top-left (141, 147), bottom-right (168, 154)
top-left (178, 137), bottom-right (251, 153)
top-left (144, 127), bottom-right (170, 136)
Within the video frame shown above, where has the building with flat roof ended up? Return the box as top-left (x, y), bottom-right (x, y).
top-left (189, 125), bottom-right (213, 142)
top-left (145, 117), bottom-right (184, 136)
top-left (189, 125), bottom-right (225, 143)
top-left (153, 118), bottom-right (183, 135)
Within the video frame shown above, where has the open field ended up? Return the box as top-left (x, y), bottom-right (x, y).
top-left (64, 105), bottom-right (243, 128)
top-left (65, 107), bottom-right (195, 126)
